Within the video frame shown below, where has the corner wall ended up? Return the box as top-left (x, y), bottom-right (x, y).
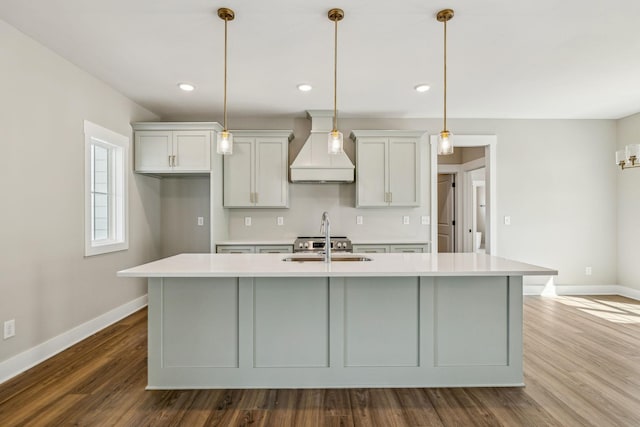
top-left (616, 113), bottom-right (640, 291)
top-left (0, 19), bottom-right (161, 367)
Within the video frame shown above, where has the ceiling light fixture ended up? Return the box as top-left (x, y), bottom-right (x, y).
top-left (178, 82), bottom-right (195, 92)
top-left (328, 8), bottom-right (344, 155)
top-left (616, 144), bottom-right (640, 170)
top-left (415, 84), bottom-right (430, 93)
top-left (437, 9), bottom-right (454, 156)
top-left (297, 84), bottom-right (313, 92)
top-left (217, 7), bottom-right (235, 155)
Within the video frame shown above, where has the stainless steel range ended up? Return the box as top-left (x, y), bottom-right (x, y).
top-left (293, 236), bottom-right (353, 253)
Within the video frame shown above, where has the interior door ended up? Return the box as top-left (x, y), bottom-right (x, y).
top-left (438, 174), bottom-right (455, 252)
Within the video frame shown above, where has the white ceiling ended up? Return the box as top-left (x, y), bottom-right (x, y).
top-left (1, 0), bottom-right (640, 121)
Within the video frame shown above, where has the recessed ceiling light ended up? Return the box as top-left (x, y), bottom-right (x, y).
top-left (297, 84), bottom-right (313, 92)
top-left (414, 84), bottom-right (430, 93)
top-left (178, 82), bottom-right (195, 92)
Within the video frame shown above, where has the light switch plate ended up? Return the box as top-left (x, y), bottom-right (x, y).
top-left (504, 216), bottom-right (511, 225)
top-left (585, 266), bottom-right (592, 276)
top-left (356, 215), bottom-right (363, 225)
top-left (197, 216), bottom-right (204, 226)
top-left (244, 217), bottom-right (252, 226)
top-left (403, 216), bottom-right (410, 225)
top-left (421, 216), bottom-right (430, 225)
top-left (277, 216), bottom-right (284, 226)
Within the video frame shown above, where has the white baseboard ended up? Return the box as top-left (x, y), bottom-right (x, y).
top-left (0, 294), bottom-right (147, 385)
top-left (524, 284), bottom-right (640, 301)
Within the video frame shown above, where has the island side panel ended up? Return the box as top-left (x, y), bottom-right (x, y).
top-left (146, 274), bottom-right (524, 388)
top-left (253, 277), bottom-right (329, 368)
top-left (508, 275), bottom-right (524, 384)
top-left (433, 276), bottom-right (509, 367)
top-left (343, 277), bottom-right (420, 367)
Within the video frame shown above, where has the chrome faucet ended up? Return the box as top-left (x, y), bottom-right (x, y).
top-left (320, 211), bottom-right (331, 263)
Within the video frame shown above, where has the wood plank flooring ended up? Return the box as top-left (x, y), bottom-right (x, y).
top-left (1, 295), bottom-right (639, 426)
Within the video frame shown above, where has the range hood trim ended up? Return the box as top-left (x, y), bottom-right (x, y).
top-left (289, 110), bottom-right (355, 183)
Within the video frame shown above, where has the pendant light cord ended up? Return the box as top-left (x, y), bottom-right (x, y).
top-left (223, 17), bottom-right (228, 132)
top-left (443, 18), bottom-right (447, 132)
top-left (333, 17), bottom-right (338, 132)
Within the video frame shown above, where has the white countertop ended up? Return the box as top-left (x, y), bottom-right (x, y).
top-left (118, 253), bottom-right (557, 278)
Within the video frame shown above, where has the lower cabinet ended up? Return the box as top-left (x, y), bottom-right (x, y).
top-left (217, 245), bottom-right (293, 254)
top-left (218, 244), bottom-right (426, 254)
top-left (352, 244), bottom-right (429, 253)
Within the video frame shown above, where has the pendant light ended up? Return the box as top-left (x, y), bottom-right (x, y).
top-left (217, 7), bottom-right (235, 155)
top-left (437, 9), bottom-right (454, 156)
top-left (328, 8), bottom-right (344, 155)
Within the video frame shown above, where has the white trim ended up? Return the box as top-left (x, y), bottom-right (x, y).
top-left (431, 135), bottom-right (497, 254)
top-left (0, 295), bottom-right (148, 385)
top-left (524, 285), bottom-right (640, 300)
top-left (84, 120), bottom-right (130, 256)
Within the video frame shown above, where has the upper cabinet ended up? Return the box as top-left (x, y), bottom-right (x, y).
top-left (350, 130), bottom-right (424, 207)
top-left (133, 122), bottom-right (221, 174)
top-left (223, 130), bottom-right (293, 208)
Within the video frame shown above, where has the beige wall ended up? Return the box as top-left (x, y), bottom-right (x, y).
top-left (0, 19), bottom-right (161, 363)
top-left (616, 113), bottom-right (640, 290)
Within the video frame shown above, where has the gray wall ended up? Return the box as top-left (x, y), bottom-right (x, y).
top-left (616, 112), bottom-right (640, 291)
top-left (160, 116), bottom-right (617, 287)
top-left (160, 177), bottom-right (211, 257)
top-left (0, 19), bottom-right (161, 364)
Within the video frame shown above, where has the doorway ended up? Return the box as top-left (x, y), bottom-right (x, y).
top-left (430, 135), bottom-right (497, 254)
top-left (437, 173), bottom-right (455, 252)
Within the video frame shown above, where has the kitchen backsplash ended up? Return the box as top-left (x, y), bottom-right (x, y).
top-left (226, 182), bottom-right (430, 242)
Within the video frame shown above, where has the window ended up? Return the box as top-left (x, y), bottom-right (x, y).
top-left (84, 120), bottom-right (129, 256)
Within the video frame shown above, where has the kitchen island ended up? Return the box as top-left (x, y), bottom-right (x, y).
top-left (118, 253), bottom-right (555, 389)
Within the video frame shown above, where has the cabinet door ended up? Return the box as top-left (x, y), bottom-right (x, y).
top-left (256, 245), bottom-right (293, 253)
top-left (388, 138), bottom-right (420, 207)
top-left (356, 138), bottom-right (388, 207)
top-left (352, 244), bottom-right (389, 253)
top-left (389, 244), bottom-right (427, 253)
top-left (216, 245), bottom-right (256, 254)
top-left (223, 138), bottom-right (254, 207)
top-left (173, 131), bottom-right (211, 172)
top-left (135, 131), bottom-right (172, 172)
top-left (255, 138), bottom-right (288, 207)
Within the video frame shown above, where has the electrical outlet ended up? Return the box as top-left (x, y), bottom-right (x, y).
top-left (277, 216), bottom-right (284, 226)
top-left (244, 217), bottom-right (252, 226)
top-left (504, 216), bottom-right (511, 225)
top-left (356, 215), bottom-right (363, 225)
top-left (421, 216), bottom-right (430, 225)
top-left (4, 319), bottom-right (15, 340)
top-left (585, 266), bottom-right (592, 276)
top-left (197, 216), bottom-right (204, 226)
top-left (403, 216), bottom-right (410, 225)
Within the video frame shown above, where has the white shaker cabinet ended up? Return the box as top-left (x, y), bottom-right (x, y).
top-left (223, 130), bottom-right (293, 208)
top-left (352, 243), bottom-right (429, 253)
top-left (133, 122), bottom-right (220, 174)
top-left (350, 130), bottom-right (424, 207)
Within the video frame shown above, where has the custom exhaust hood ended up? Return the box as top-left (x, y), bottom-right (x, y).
top-left (290, 110), bottom-right (355, 183)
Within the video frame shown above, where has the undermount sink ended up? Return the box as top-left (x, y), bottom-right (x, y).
top-left (282, 255), bottom-right (372, 262)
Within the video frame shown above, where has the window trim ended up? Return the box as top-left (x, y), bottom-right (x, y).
top-left (84, 120), bottom-right (129, 256)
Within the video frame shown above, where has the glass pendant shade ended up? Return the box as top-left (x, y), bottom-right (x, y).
top-left (615, 149), bottom-right (626, 166)
top-left (217, 130), bottom-right (233, 155)
top-left (438, 130), bottom-right (454, 155)
top-left (328, 130), bottom-right (344, 155)
top-left (625, 144), bottom-right (640, 164)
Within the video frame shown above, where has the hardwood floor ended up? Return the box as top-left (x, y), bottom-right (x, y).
top-left (1, 295), bottom-right (639, 426)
